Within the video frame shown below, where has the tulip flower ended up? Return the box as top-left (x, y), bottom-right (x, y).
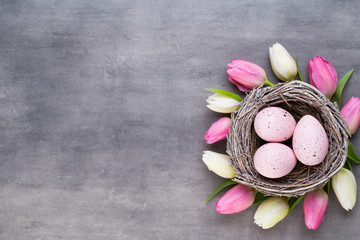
top-left (332, 168), bottom-right (357, 211)
top-left (254, 197), bottom-right (289, 229)
top-left (341, 97), bottom-right (360, 135)
top-left (202, 151), bottom-right (236, 179)
top-left (226, 60), bottom-right (273, 92)
top-left (216, 184), bottom-right (255, 214)
top-left (303, 189), bottom-right (328, 230)
top-left (308, 56), bottom-right (338, 99)
top-left (206, 93), bottom-right (241, 113)
top-left (269, 43), bottom-right (297, 82)
top-left (204, 117), bottom-right (232, 144)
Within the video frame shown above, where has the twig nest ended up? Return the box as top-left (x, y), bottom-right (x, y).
top-left (227, 81), bottom-right (349, 197)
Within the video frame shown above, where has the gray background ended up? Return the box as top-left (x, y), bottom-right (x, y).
top-left (0, 0), bottom-right (359, 239)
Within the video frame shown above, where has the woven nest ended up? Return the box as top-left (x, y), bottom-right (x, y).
top-left (227, 80), bottom-right (349, 197)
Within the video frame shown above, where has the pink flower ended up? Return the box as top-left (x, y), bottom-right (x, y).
top-left (204, 117), bottom-right (231, 144)
top-left (216, 184), bottom-right (255, 214)
top-left (227, 60), bottom-right (268, 92)
top-left (309, 56), bottom-right (338, 99)
top-left (303, 189), bottom-right (328, 230)
top-left (341, 97), bottom-right (360, 135)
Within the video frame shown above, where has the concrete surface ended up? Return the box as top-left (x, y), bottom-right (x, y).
top-left (0, 0), bottom-right (360, 239)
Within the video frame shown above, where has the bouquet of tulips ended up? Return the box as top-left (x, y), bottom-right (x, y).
top-left (203, 43), bottom-right (360, 230)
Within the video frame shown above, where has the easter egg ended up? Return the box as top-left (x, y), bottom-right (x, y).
top-left (253, 143), bottom-right (297, 179)
top-left (292, 115), bottom-right (329, 166)
top-left (254, 107), bottom-right (296, 142)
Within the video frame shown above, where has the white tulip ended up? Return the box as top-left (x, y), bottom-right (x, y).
top-left (206, 93), bottom-right (241, 113)
top-left (332, 168), bottom-right (357, 211)
top-left (202, 151), bottom-right (236, 179)
top-left (254, 197), bottom-right (289, 229)
top-left (269, 42), bottom-right (297, 81)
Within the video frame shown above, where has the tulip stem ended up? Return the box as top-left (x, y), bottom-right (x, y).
top-left (324, 180), bottom-right (331, 194)
top-left (265, 79), bottom-right (274, 87)
top-left (294, 56), bottom-right (305, 82)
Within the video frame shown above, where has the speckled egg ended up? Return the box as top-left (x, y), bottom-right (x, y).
top-left (253, 143), bottom-right (297, 179)
top-left (254, 107), bottom-right (296, 142)
top-left (292, 115), bottom-right (329, 166)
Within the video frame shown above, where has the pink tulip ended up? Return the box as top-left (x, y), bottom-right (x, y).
top-left (227, 60), bottom-right (268, 92)
top-left (341, 97), bottom-right (360, 134)
top-left (309, 56), bottom-right (338, 98)
top-left (204, 117), bottom-right (232, 144)
top-left (303, 189), bottom-right (328, 230)
top-left (216, 184), bottom-right (255, 214)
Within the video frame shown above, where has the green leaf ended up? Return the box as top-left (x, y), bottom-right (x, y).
top-left (294, 56), bottom-right (305, 82)
top-left (252, 192), bottom-right (270, 205)
top-left (205, 179), bottom-right (237, 204)
top-left (288, 195), bottom-right (305, 213)
top-left (344, 159), bottom-right (353, 172)
top-left (348, 140), bottom-right (360, 163)
top-left (324, 180), bottom-right (331, 195)
top-left (331, 69), bottom-right (355, 107)
top-left (206, 89), bottom-right (243, 102)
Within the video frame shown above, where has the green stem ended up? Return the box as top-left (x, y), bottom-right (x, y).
top-left (324, 180), bottom-right (331, 194)
top-left (294, 56), bottom-right (305, 82)
top-left (265, 79), bottom-right (274, 87)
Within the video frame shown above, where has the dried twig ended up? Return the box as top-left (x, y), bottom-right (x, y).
top-left (226, 81), bottom-right (349, 197)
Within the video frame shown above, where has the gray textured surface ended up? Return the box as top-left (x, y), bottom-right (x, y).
top-left (0, 0), bottom-right (360, 239)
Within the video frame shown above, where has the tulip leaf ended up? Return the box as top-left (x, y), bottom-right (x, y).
top-left (331, 69), bottom-right (355, 107)
top-left (206, 89), bottom-right (243, 102)
top-left (324, 180), bottom-right (331, 194)
top-left (288, 195), bottom-right (305, 213)
top-left (294, 56), bottom-right (305, 82)
top-left (252, 192), bottom-right (270, 205)
top-left (205, 179), bottom-right (237, 204)
top-left (344, 159), bottom-right (353, 172)
top-left (348, 140), bottom-right (360, 163)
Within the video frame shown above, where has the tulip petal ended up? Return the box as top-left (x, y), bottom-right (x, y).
top-left (332, 168), bottom-right (357, 211)
top-left (269, 43), bottom-right (297, 81)
top-left (206, 93), bottom-right (241, 113)
top-left (226, 60), bottom-right (267, 92)
top-left (254, 197), bottom-right (289, 229)
top-left (341, 97), bottom-right (360, 134)
top-left (202, 151), bottom-right (236, 179)
top-left (216, 184), bottom-right (255, 214)
top-left (303, 189), bottom-right (328, 230)
top-left (204, 117), bottom-right (231, 144)
top-left (309, 56), bottom-right (337, 98)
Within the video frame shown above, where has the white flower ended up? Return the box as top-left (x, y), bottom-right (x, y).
top-left (254, 197), bottom-right (289, 229)
top-left (202, 151), bottom-right (235, 179)
top-left (332, 168), bottom-right (357, 211)
top-left (206, 93), bottom-right (241, 113)
top-left (269, 42), bottom-right (297, 81)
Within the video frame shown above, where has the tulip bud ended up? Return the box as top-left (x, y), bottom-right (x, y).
top-left (269, 43), bottom-right (297, 82)
top-left (308, 56), bottom-right (338, 99)
top-left (216, 184), bottom-right (255, 214)
top-left (204, 117), bottom-right (232, 144)
top-left (332, 168), bottom-right (357, 211)
top-left (206, 93), bottom-right (241, 113)
top-left (303, 189), bottom-right (328, 230)
top-left (254, 197), bottom-right (289, 229)
top-left (226, 60), bottom-right (268, 92)
top-left (202, 151), bottom-right (236, 179)
top-left (341, 97), bottom-right (360, 135)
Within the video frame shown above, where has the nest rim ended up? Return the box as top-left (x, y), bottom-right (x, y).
top-left (227, 80), bottom-right (349, 197)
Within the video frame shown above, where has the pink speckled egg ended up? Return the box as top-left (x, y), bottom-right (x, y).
top-left (254, 143), bottom-right (297, 179)
top-left (292, 115), bottom-right (329, 166)
top-left (254, 107), bottom-right (296, 142)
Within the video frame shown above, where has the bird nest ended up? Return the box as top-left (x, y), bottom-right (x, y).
top-left (227, 80), bottom-right (349, 197)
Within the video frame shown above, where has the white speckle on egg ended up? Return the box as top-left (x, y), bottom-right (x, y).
top-left (292, 115), bottom-right (329, 166)
top-left (253, 143), bottom-right (297, 179)
top-left (254, 107), bottom-right (296, 142)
